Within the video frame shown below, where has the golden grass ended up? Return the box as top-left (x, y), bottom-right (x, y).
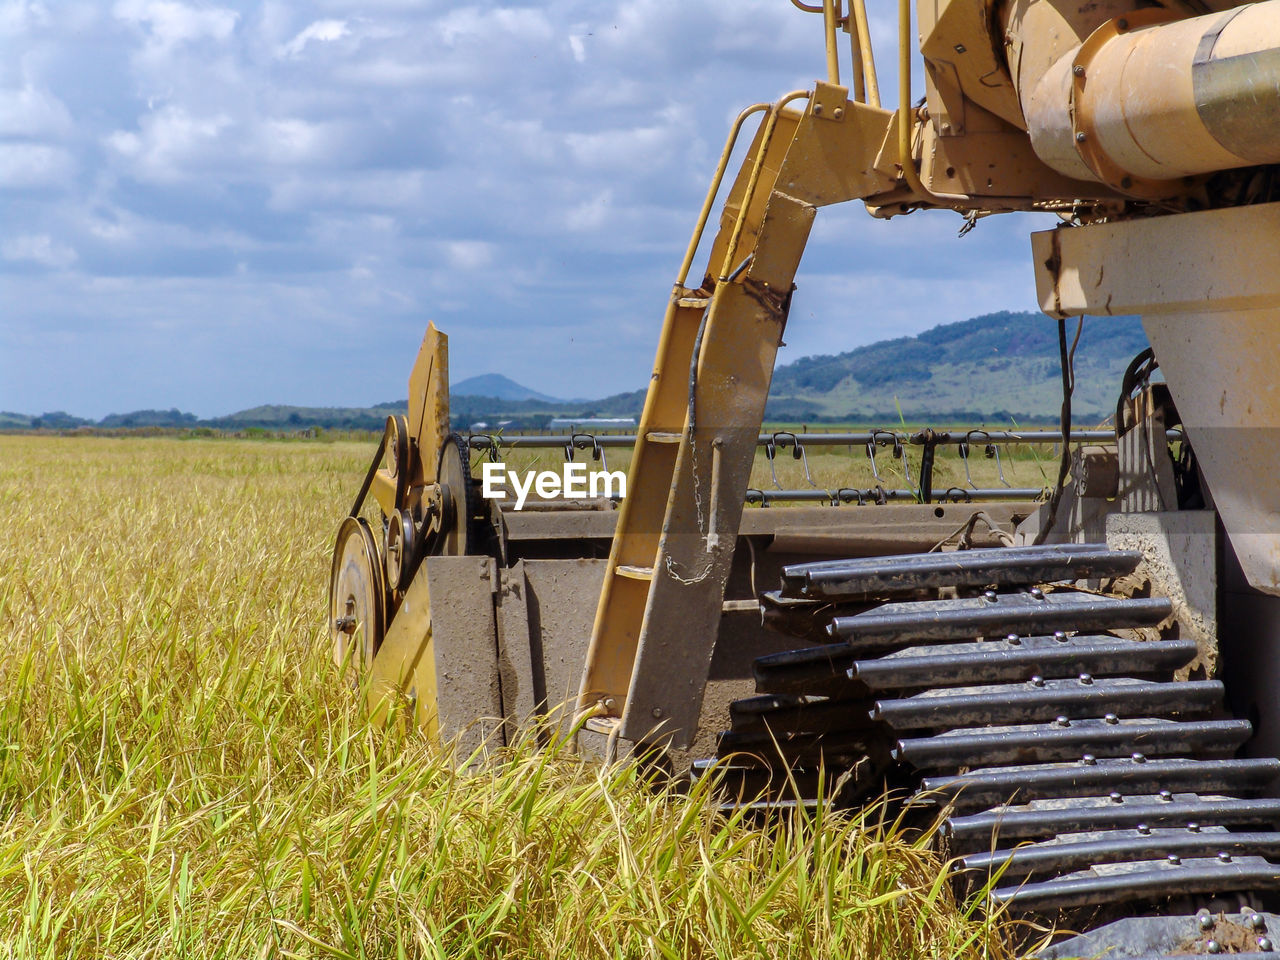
top-left (0, 435), bottom-right (1025, 958)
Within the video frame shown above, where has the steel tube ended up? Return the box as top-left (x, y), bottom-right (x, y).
top-left (1021, 1), bottom-right (1280, 188)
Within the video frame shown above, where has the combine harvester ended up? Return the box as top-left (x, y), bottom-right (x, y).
top-left (330, 0), bottom-right (1280, 953)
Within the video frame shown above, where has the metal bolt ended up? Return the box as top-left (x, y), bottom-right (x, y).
top-left (1132, 752), bottom-right (1146, 763)
top-left (832, 107), bottom-right (844, 120)
top-left (1138, 823), bottom-right (1151, 835)
top-left (1073, 64), bottom-right (1085, 78)
top-left (1054, 630), bottom-right (1068, 642)
top-left (1105, 713), bottom-right (1119, 724)
top-left (1030, 586), bottom-right (1045, 599)
top-left (1168, 853), bottom-right (1181, 864)
top-left (1260, 937), bottom-right (1274, 952)
top-left (1219, 851), bottom-right (1232, 863)
top-left (1110, 791), bottom-right (1123, 803)
top-left (1160, 789), bottom-right (1174, 801)
top-left (1117, 17), bottom-right (1129, 30)
top-left (1199, 913), bottom-right (1216, 931)
top-left (652, 707), bottom-right (663, 719)
top-left (812, 103), bottom-right (823, 115)
top-left (1008, 635), bottom-right (1021, 646)
top-left (1207, 940), bottom-right (1222, 954)
top-left (335, 616), bottom-right (357, 634)
top-left (1056, 716), bottom-right (1071, 727)
top-left (1252, 914), bottom-right (1267, 931)
top-left (1076, 131), bottom-right (1087, 143)
top-left (1031, 675), bottom-right (1045, 687)
top-left (1188, 822), bottom-right (1201, 832)
top-left (984, 589), bottom-right (998, 602)
top-left (1079, 672), bottom-right (1094, 685)
top-left (954, 43), bottom-right (966, 53)
top-left (1082, 753), bottom-right (1097, 765)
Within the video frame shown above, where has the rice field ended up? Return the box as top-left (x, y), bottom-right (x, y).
top-left (0, 434), bottom-right (1032, 958)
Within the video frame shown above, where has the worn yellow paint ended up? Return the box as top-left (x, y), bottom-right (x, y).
top-left (578, 84), bottom-right (902, 742)
top-left (368, 556), bottom-right (440, 741)
top-left (408, 323), bottom-right (450, 486)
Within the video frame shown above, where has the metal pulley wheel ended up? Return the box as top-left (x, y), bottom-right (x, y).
top-left (385, 507), bottom-right (417, 592)
top-left (329, 515), bottom-right (386, 675)
top-left (384, 414), bottom-right (413, 509)
top-left (434, 433), bottom-right (482, 556)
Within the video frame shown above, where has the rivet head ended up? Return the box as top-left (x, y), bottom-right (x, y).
top-left (1160, 790), bottom-right (1174, 801)
top-left (1110, 791), bottom-right (1123, 803)
top-left (1031, 675), bottom-right (1045, 687)
top-left (1006, 633), bottom-right (1019, 643)
top-left (652, 707), bottom-right (663, 718)
top-left (1252, 914), bottom-right (1267, 931)
top-left (832, 107), bottom-right (844, 119)
top-left (1208, 939), bottom-right (1222, 954)
top-left (1188, 822), bottom-right (1201, 832)
top-left (1053, 630), bottom-right (1067, 642)
top-left (1218, 851), bottom-right (1232, 862)
top-left (1168, 853), bottom-right (1181, 864)
top-left (812, 103), bottom-right (823, 115)
top-left (1079, 673), bottom-right (1094, 685)
top-left (1105, 713), bottom-right (1120, 724)
top-left (1082, 753), bottom-right (1097, 765)
top-left (1199, 914), bottom-right (1216, 931)
top-left (1056, 716), bottom-right (1071, 728)
top-left (1117, 17), bottom-right (1129, 30)
top-left (1073, 64), bottom-right (1085, 77)
top-left (1132, 752), bottom-right (1146, 763)
top-left (1138, 823), bottom-right (1151, 834)
top-left (1076, 131), bottom-right (1087, 143)
top-left (1008, 635), bottom-right (1021, 646)
top-left (1030, 586), bottom-right (1045, 599)
top-left (984, 590), bottom-right (998, 602)
top-left (1260, 937), bottom-right (1274, 952)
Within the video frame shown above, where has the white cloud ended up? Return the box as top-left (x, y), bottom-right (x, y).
top-left (443, 240), bottom-right (494, 271)
top-left (113, 0), bottom-right (237, 46)
top-left (0, 84), bottom-right (73, 137)
top-left (105, 106), bottom-right (232, 181)
top-left (277, 18), bottom-right (348, 59)
top-left (2, 0), bottom-right (1052, 418)
top-left (3, 233), bottom-right (77, 268)
top-left (0, 142), bottom-right (74, 187)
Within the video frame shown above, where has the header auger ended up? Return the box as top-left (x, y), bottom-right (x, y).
top-left (331, 0), bottom-right (1280, 954)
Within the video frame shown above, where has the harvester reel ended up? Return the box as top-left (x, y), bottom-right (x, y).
top-left (329, 516), bottom-right (386, 675)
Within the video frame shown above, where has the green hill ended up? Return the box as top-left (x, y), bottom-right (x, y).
top-left (767, 311), bottom-right (1148, 422)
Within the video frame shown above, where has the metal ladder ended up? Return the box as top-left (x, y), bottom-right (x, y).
top-left (575, 82), bottom-right (899, 748)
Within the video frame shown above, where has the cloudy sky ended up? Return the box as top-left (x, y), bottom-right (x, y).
top-left (1, 0), bottom-right (1053, 419)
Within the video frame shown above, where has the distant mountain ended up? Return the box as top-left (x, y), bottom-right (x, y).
top-left (451, 374), bottom-right (561, 403)
top-left (2, 311), bottom-right (1153, 433)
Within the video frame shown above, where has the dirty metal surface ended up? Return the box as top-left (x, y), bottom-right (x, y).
top-left (706, 542), bottom-right (1280, 933)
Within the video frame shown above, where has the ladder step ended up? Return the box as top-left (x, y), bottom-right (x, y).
top-left (645, 431), bottom-right (684, 444)
top-left (616, 564), bottom-right (655, 580)
top-left (675, 297), bottom-right (710, 308)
